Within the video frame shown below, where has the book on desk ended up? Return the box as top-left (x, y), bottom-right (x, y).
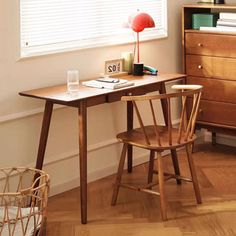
top-left (82, 78), bottom-right (135, 90)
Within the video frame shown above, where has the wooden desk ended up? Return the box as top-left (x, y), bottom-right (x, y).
top-left (19, 73), bottom-right (185, 224)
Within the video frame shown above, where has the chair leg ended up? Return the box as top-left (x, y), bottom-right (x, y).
top-left (186, 144), bottom-right (202, 204)
top-left (157, 152), bottom-right (167, 221)
top-left (191, 142), bottom-right (195, 153)
top-left (171, 149), bottom-right (181, 185)
top-left (148, 150), bottom-right (155, 184)
top-left (212, 132), bottom-right (216, 145)
top-left (111, 143), bottom-right (128, 206)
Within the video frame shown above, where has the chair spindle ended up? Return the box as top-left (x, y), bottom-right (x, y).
top-left (149, 100), bottom-right (161, 146)
top-left (133, 101), bottom-right (150, 145)
top-left (177, 95), bottom-right (187, 144)
top-left (167, 98), bottom-right (172, 145)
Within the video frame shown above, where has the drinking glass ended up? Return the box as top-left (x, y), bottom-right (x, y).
top-left (67, 70), bottom-right (79, 94)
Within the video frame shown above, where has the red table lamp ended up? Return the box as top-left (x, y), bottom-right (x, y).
top-left (130, 12), bottom-right (155, 64)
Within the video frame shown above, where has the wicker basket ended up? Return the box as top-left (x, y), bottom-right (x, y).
top-left (0, 167), bottom-right (50, 236)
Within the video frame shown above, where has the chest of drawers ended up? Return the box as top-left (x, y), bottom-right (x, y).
top-left (183, 4), bottom-right (236, 137)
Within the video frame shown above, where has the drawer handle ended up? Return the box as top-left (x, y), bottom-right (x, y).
top-left (127, 92), bottom-right (132, 96)
top-left (198, 65), bottom-right (203, 69)
top-left (198, 43), bottom-right (203, 47)
top-left (198, 109), bottom-right (203, 114)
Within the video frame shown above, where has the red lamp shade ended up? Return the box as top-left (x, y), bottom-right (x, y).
top-left (131, 13), bottom-right (155, 33)
top-left (127, 12), bottom-right (155, 63)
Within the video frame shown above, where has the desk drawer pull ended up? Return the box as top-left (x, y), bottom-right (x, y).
top-left (127, 92), bottom-right (133, 96)
top-left (197, 43), bottom-right (203, 47)
top-left (198, 65), bottom-right (203, 69)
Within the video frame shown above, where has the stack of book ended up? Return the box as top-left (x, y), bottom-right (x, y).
top-left (216, 12), bottom-right (236, 32)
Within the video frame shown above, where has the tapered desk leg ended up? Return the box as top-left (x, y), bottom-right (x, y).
top-left (127, 101), bottom-right (133, 173)
top-left (36, 101), bottom-right (53, 170)
top-left (159, 83), bottom-right (181, 184)
top-left (78, 101), bottom-right (87, 224)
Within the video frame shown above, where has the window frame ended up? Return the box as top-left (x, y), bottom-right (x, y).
top-left (19, 0), bottom-right (168, 59)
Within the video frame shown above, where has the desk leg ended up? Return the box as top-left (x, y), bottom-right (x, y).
top-left (36, 101), bottom-right (53, 170)
top-left (212, 132), bottom-right (217, 145)
top-left (127, 101), bottom-right (133, 173)
top-left (78, 101), bottom-right (87, 224)
top-left (159, 83), bottom-right (181, 185)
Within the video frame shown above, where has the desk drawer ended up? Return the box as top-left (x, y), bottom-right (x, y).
top-left (185, 32), bottom-right (236, 58)
top-left (186, 55), bottom-right (236, 81)
top-left (107, 90), bottom-right (130, 102)
top-left (107, 83), bottom-right (161, 103)
top-left (187, 76), bottom-right (236, 103)
top-left (188, 99), bottom-right (236, 127)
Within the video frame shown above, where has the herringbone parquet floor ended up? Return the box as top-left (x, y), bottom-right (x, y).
top-left (46, 142), bottom-right (236, 236)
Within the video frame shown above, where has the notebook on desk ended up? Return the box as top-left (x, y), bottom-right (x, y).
top-left (82, 78), bottom-right (135, 90)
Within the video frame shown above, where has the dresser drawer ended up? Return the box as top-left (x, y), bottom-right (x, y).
top-left (185, 32), bottom-right (236, 58)
top-left (187, 76), bottom-right (236, 103)
top-left (198, 100), bottom-right (236, 127)
top-left (188, 99), bottom-right (236, 127)
top-left (186, 55), bottom-right (236, 81)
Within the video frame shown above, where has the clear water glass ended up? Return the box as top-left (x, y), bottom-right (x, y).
top-left (67, 70), bottom-right (79, 95)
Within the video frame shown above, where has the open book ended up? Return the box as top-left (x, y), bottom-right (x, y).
top-left (82, 78), bottom-right (134, 90)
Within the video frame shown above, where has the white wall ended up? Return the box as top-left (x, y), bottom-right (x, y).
top-left (0, 0), bottom-right (195, 195)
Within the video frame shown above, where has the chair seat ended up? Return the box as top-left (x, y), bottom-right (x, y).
top-left (117, 125), bottom-right (196, 150)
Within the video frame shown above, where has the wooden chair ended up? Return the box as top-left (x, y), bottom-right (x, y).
top-left (111, 84), bottom-right (203, 221)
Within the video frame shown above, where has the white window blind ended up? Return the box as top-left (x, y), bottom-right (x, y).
top-left (20, 0), bottom-right (167, 58)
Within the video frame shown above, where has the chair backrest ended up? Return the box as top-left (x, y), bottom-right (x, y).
top-left (121, 85), bottom-right (202, 148)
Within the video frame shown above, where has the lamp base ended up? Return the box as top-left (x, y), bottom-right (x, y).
top-left (133, 63), bottom-right (144, 76)
top-left (214, 0), bottom-right (224, 3)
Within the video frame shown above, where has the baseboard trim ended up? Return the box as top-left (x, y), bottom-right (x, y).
top-left (35, 138), bottom-right (119, 168)
top-left (28, 118), bottom-right (180, 169)
top-left (204, 130), bottom-right (236, 147)
top-left (24, 127), bottom-right (236, 196)
top-left (50, 149), bottom-right (170, 196)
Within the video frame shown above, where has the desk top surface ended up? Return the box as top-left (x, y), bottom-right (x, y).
top-left (19, 73), bottom-right (185, 103)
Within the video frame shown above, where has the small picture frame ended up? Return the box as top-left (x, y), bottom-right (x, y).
top-left (104, 58), bottom-right (124, 75)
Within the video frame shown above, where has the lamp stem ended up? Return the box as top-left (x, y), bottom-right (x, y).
top-left (137, 32), bottom-right (140, 63)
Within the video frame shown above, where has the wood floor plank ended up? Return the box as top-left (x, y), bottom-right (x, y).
top-left (46, 142), bottom-right (236, 236)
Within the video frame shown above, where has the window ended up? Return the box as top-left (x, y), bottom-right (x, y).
top-left (20, 0), bottom-right (167, 58)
